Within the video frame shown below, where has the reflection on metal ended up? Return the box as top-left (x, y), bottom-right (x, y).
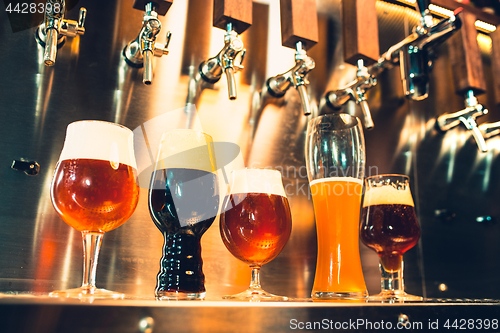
top-left (35, 0), bottom-right (86, 66)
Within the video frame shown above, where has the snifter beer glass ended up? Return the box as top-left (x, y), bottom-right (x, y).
top-left (50, 120), bottom-right (140, 299)
top-left (149, 130), bottom-right (219, 300)
top-left (360, 174), bottom-right (422, 301)
top-left (305, 113), bottom-right (368, 300)
top-left (220, 168), bottom-right (292, 301)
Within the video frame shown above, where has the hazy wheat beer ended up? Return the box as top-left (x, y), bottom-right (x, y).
top-left (310, 177), bottom-right (367, 297)
top-left (360, 184), bottom-right (420, 271)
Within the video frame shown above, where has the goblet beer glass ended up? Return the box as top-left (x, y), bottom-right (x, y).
top-left (360, 174), bottom-right (422, 301)
top-left (50, 120), bottom-right (140, 299)
top-left (305, 113), bottom-right (368, 300)
top-left (149, 130), bottom-right (219, 300)
top-left (220, 168), bottom-right (292, 301)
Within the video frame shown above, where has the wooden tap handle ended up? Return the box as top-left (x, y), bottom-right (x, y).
top-left (279, 0), bottom-right (318, 50)
top-left (213, 0), bottom-right (252, 34)
top-left (489, 27), bottom-right (500, 105)
top-left (448, 11), bottom-right (486, 95)
top-left (342, 0), bottom-right (379, 66)
top-left (133, 0), bottom-right (173, 16)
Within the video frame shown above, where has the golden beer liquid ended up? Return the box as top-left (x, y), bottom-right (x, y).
top-left (310, 178), bottom-right (367, 294)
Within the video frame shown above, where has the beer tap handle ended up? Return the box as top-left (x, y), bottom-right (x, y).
top-left (342, 0), bottom-right (379, 67)
top-left (213, 0), bottom-right (252, 34)
top-left (279, 0), bottom-right (318, 50)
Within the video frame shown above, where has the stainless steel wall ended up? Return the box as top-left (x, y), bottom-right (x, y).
top-left (1, 0), bottom-right (499, 300)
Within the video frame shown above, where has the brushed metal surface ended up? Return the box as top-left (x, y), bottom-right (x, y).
top-left (0, 0), bottom-right (499, 302)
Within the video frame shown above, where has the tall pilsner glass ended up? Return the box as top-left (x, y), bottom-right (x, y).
top-left (50, 120), bottom-right (140, 299)
top-left (149, 130), bottom-right (219, 300)
top-left (360, 174), bottom-right (422, 301)
top-left (305, 113), bottom-right (368, 300)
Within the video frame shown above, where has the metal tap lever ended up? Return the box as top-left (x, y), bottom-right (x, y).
top-left (369, 8), bottom-right (461, 100)
top-left (266, 42), bottom-right (315, 116)
top-left (199, 23), bottom-right (245, 100)
top-left (478, 121), bottom-right (500, 140)
top-left (436, 91), bottom-right (488, 152)
top-left (35, 0), bottom-right (87, 66)
top-left (124, 2), bottom-right (172, 85)
top-left (325, 59), bottom-right (376, 129)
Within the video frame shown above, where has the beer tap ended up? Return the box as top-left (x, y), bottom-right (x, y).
top-left (35, 0), bottom-right (86, 66)
top-left (368, 3), bottom-right (461, 100)
top-left (266, 41), bottom-right (315, 116)
top-left (323, 0), bottom-right (379, 129)
top-left (199, 23), bottom-right (246, 100)
top-left (264, 0), bottom-right (318, 116)
top-left (436, 91), bottom-right (488, 152)
top-left (123, 0), bottom-right (173, 85)
top-left (436, 12), bottom-right (488, 153)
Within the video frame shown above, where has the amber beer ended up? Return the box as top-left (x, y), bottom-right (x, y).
top-left (360, 185), bottom-right (420, 271)
top-left (51, 158), bottom-right (140, 233)
top-left (220, 192), bottom-right (292, 266)
top-left (309, 177), bottom-right (367, 296)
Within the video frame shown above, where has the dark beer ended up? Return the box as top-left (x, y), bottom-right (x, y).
top-left (51, 158), bottom-right (140, 233)
top-left (360, 203), bottom-right (420, 271)
top-left (149, 167), bottom-right (219, 295)
top-left (220, 193), bottom-right (292, 267)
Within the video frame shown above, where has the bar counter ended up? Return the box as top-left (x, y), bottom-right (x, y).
top-left (1, 295), bottom-right (499, 332)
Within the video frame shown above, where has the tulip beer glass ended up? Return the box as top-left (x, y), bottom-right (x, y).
top-left (360, 174), bottom-right (422, 301)
top-left (50, 120), bottom-right (140, 299)
top-left (149, 130), bottom-right (219, 300)
top-left (305, 113), bottom-right (368, 300)
top-left (220, 168), bottom-right (292, 301)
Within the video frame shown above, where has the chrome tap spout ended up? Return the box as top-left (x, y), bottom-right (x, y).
top-left (436, 91), bottom-right (488, 152)
top-left (199, 23), bottom-right (245, 100)
top-left (324, 59), bottom-right (375, 129)
top-left (123, 2), bottom-right (171, 85)
top-left (35, 0), bottom-right (86, 66)
top-left (368, 9), bottom-right (461, 100)
top-left (266, 42), bottom-right (315, 116)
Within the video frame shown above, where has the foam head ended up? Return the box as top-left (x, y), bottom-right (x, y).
top-left (363, 185), bottom-right (414, 207)
top-left (155, 130), bottom-right (216, 173)
top-left (229, 168), bottom-right (286, 197)
top-left (59, 120), bottom-right (137, 169)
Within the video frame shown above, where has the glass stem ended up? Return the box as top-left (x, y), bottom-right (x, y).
top-left (249, 266), bottom-right (262, 291)
top-left (380, 258), bottom-right (404, 294)
top-left (81, 232), bottom-right (104, 290)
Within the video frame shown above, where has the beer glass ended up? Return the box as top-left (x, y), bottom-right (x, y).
top-left (220, 168), bottom-right (292, 301)
top-left (149, 130), bottom-right (219, 300)
top-left (50, 120), bottom-right (140, 299)
top-left (360, 174), bottom-right (422, 301)
top-left (305, 113), bottom-right (368, 300)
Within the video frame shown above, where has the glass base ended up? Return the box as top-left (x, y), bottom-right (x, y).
top-left (223, 287), bottom-right (288, 302)
top-left (311, 290), bottom-right (368, 301)
top-left (368, 290), bottom-right (423, 302)
top-left (156, 290), bottom-right (205, 301)
top-left (49, 286), bottom-right (124, 300)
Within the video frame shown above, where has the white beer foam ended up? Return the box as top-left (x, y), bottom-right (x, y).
top-left (309, 177), bottom-right (363, 186)
top-left (363, 186), bottom-right (414, 207)
top-left (229, 169), bottom-right (286, 197)
top-left (59, 120), bottom-right (137, 169)
top-left (156, 129), bottom-right (216, 173)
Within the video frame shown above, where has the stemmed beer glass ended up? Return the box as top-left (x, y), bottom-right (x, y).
top-left (305, 113), bottom-right (368, 300)
top-left (50, 120), bottom-right (140, 299)
top-left (360, 174), bottom-right (422, 301)
top-left (149, 130), bottom-right (219, 300)
top-left (219, 168), bottom-right (292, 301)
